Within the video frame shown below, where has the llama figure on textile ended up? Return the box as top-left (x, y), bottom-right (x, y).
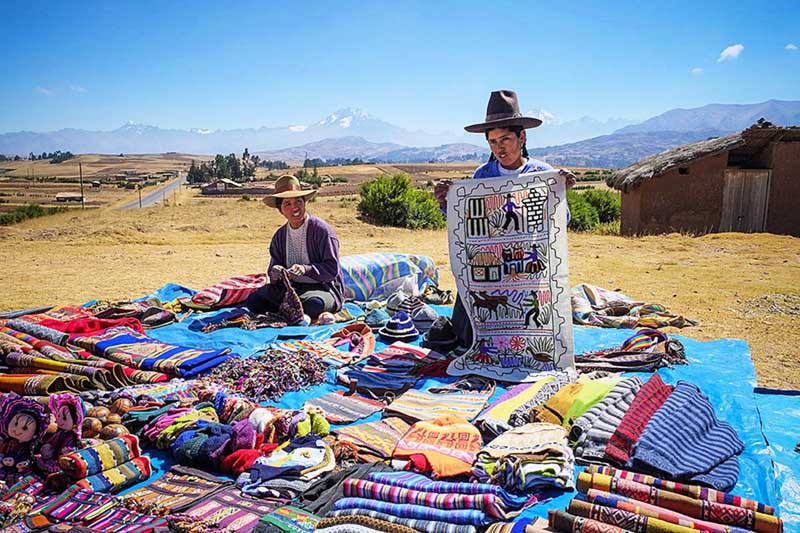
top-left (0, 393), bottom-right (49, 483)
top-left (35, 393), bottom-right (85, 475)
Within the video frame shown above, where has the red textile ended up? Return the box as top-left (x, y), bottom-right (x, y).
top-left (37, 317), bottom-right (145, 336)
top-left (220, 439), bottom-right (277, 476)
top-left (605, 373), bottom-right (674, 465)
top-left (191, 273), bottom-right (267, 308)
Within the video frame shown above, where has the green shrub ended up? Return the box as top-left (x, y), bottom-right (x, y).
top-left (240, 194), bottom-right (252, 201)
top-left (581, 189), bottom-right (621, 224)
top-left (358, 173), bottom-right (445, 230)
top-left (566, 190), bottom-right (599, 231)
top-left (0, 204), bottom-right (65, 226)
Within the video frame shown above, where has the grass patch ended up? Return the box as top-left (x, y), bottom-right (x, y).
top-left (0, 203), bottom-right (67, 226)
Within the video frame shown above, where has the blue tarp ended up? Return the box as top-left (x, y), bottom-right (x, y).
top-left (120, 283), bottom-right (796, 524)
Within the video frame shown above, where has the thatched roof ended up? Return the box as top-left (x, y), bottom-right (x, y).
top-left (607, 121), bottom-right (800, 192)
top-left (606, 133), bottom-right (744, 192)
top-left (471, 252), bottom-right (502, 266)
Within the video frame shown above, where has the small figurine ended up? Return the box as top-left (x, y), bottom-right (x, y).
top-left (35, 393), bottom-right (84, 475)
top-left (0, 393), bottom-right (48, 483)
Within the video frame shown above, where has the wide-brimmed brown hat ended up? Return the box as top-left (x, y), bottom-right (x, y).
top-left (464, 90), bottom-right (542, 133)
top-left (262, 174), bottom-right (317, 208)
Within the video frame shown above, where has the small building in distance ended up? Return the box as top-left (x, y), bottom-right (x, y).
top-left (55, 192), bottom-right (85, 203)
top-left (201, 178), bottom-right (245, 195)
top-left (607, 121), bottom-right (800, 236)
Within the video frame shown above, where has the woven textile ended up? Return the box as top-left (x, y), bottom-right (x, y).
top-left (578, 473), bottom-right (783, 533)
top-left (40, 486), bottom-right (117, 523)
top-left (275, 339), bottom-right (357, 367)
top-left (83, 505), bottom-right (168, 533)
top-left (0, 514), bottom-right (53, 533)
top-left (74, 455), bottom-right (152, 494)
top-left (4, 320), bottom-right (69, 345)
top-left (4, 351), bottom-right (122, 390)
top-left (122, 465), bottom-right (230, 514)
top-left (575, 329), bottom-right (687, 374)
top-left (392, 416), bottom-right (482, 478)
top-left (548, 509), bottom-right (632, 533)
top-left (254, 504), bottom-right (319, 533)
top-left (531, 378), bottom-right (619, 429)
top-left (59, 435), bottom-right (141, 479)
top-left (473, 377), bottom-right (555, 439)
top-left (317, 515), bottom-right (417, 533)
top-left (0, 373), bottom-right (93, 395)
top-left (571, 378), bottom-right (643, 465)
top-left (630, 381), bottom-right (744, 491)
top-left (182, 486), bottom-right (284, 532)
top-left (0, 326), bottom-right (76, 360)
top-left (328, 323), bottom-right (376, 359)
top-left (328, 509), bottom-right (476, 533)
top-left (333, 417), bottom-right (410, 461)
top-left (508, 372), bottom-right (575, 427)
top-left (473, 423), bottom-right (574, 492)
top-left (583, 490), bottom-right (747, 533)
top-left (304, 391), bottom-right (384, 424)
top-left (605, 374), bottom-right (673, 465)
top-left (333, 498), bottom-right (491, 526)
top-left (343, 478), bottom-right (522, 520)
top-left (368, 342), bottom-right (446, 370)
top-left (571, 284), bottom-right (699, 329)
top-left (587, 465), bottom-right (775, 514)
top-left (191, 273), bottom-right (267, 308)
top-left (384, 378), bottom-right (495, 424)
top-left (70, 326), bottom-right (232, 378)
top-left (567, 498), bottom-right (700, 533)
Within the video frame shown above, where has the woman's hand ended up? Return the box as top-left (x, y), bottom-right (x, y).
top-left (433, 179), bottom-right (452, 212)
top-left (268, 265), bottom-right (284, 282)
top-left (286, 264), bottom-right (307, 280)
top-left (559, 168), bottom-right (577, 189)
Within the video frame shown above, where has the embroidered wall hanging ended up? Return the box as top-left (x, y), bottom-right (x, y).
top-left (446, 170), bottom-right (574, 381)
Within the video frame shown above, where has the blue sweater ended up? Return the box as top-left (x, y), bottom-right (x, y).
top-left (472, 158), bottom-right (553, 180)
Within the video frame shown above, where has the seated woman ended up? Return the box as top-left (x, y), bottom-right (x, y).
top-left (245, 175), bottom-right (344, 320)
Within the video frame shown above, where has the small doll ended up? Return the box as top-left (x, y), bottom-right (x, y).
top-left (0, 393), bottom-right (48, 484)
top-left (35, 393), bottom-right (84, 475)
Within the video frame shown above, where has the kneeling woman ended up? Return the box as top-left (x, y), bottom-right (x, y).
top-left (246, 175), bottom-right (344, 320)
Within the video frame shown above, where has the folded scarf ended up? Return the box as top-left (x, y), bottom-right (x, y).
top-left (59, 434), bottom-right (141, 479)
top-left (587, 465), bottom-right (774, 514)
top-left (629, 381), bottom-right (744, 491)
top-left (74, 455), bottom-right (152, 494)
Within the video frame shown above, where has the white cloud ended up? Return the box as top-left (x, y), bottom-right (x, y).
top-left (34, 86), bottom-right (55, 96)
top-left (718, 43), bottom-right (744, 62)
top-left (69, 84), bottom-right (88, 93)
top-left (786, 43), bottom-right (798, 51)
top-left (691, 67), bottom-right (704, 75)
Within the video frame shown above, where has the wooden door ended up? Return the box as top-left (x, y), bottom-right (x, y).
top-left (720, 169), bottom-right (771, 232)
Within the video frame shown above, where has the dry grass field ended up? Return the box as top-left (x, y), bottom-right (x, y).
top-left (1, 188), bottom-right (798, 389)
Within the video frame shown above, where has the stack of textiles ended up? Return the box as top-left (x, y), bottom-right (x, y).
top-left (58, 435), bottom-right (152, 494)
top-left (322, 471), bottom-right (531, 532)
top-left (383, 376), bottom-right (495, 424)
top-left (236, 434), bottom-right (336, 499)
top-left (472, 375), bottom-right (558, 439)
top-left (545, 466), bottom-right (784, 533)
top-left (304, 391), bottom-right (385, 424)
top-left (575, 329), bottom-right (687, 373)
top-left (473, 422), bottom-right (575, 493)
top-left (336, 342), bottom-right (447, 400)
top-left (70, 326), bottom-right (233, 378)
top-left (392, 416), bottom-right (482, 478)
top-left (508, 372), bottom-right (576, 428)
top-left (571, 283), bottom-right (699, 329)
top-left (530, 377), bottom-right (620, 430)
top-left (142, 404), bottom-right (218, 450)
top-left (332, 417), bottom-right (411, 463)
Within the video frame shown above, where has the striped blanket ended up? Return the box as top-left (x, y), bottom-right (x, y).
top-left (190, 273), bottom-right (267, 309)
top-left (340, 253), bottom-right (437, 301)
top-left (59, 435), bottom-right (141, 479)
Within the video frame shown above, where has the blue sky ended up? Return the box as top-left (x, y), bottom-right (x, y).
top-left (2, 0), bottom-right (799, 133)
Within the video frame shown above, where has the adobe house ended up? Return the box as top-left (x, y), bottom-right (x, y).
top-left (607, 121), bottom-right (800, 236)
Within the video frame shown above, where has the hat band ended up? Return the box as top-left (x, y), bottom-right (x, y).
top-left (485, 112), bottom-right (523, 121)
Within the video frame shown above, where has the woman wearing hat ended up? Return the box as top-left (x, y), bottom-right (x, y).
top-left (245, 175), bottom-right (345, 320)
top-left (436, 90), bottom-right (576, 348)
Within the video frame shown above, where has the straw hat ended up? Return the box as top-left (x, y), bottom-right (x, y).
top-left (262, 175), bottom-right (317, 208)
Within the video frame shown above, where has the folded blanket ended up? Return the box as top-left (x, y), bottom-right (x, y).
top-left (304, 391), bottom-right (385, 424)
top-left (333, 498), bottom-right (491, 526)
top-left (5, 319), bottom-right (69, 345)
top-left (0, 373), bottom-right (93, 395)
top-left (182, 485), bottom-right (284, 532)
top-left (384, 378), bottom-right (495, 424)
top-left (74, 455), bottom-right (152, 494)
top-left (334, 417), bottom-right (410, 462)
top-left (59, 434), bottom-right (141, 479)
top-left (190, 273), bottom-right (267, 308)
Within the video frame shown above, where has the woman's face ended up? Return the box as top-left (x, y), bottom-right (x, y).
top-left (55, 405), bottom-right (76, 431)
top-left (8, 413), bottom-right (37, 442)
top-left (280, 196), bottom-right (307, 228)
top-left (487, 127), bottom-right (525, 169)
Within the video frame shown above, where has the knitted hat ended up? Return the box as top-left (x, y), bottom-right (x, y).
top-left (421, 316), bottom-right (459, 351)
top-left (364, 308), bottom-right (391, 328)
top-left (397, 296), bottom-right (425, 315)
top-left (386, 291), bottom-right (410, 316)
top-left (411, 304), bottom-right (438, 333)
top-left (378, 311), bottom-right (419, 342)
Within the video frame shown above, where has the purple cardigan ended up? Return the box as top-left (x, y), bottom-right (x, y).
top-left (268, 215), bottom-right (345, 308)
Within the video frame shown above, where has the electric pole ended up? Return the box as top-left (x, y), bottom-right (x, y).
top-left (79, 162), bottom-right (85, 210)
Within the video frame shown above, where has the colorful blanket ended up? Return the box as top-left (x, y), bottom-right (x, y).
top-left (333, 417), bottom-right (411, 462)
top-left (340, 253), bottom-right (438, 302)
top-left (182, 485), bottom-right (284, 532)
top-left (572, 283), bottom-right (699, 329)
top-left (332, 498), bottom-right (491, 526)
top-left (59, 435), bottom-right (141, 479)
top-left (74, 455), bottom-right (152, 494)
top-left (70, 326), bottom-right (233, 378)
top-left (190, 273), bottom-right (267, 308)
top-left (122, 465), bottom-right (230, 514)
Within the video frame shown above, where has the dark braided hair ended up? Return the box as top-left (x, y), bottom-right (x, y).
top-left (485, 126), bottom-right (529, 162)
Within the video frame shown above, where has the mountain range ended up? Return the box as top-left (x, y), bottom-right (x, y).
top-left (1, 100), bottom-right (798, 167)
